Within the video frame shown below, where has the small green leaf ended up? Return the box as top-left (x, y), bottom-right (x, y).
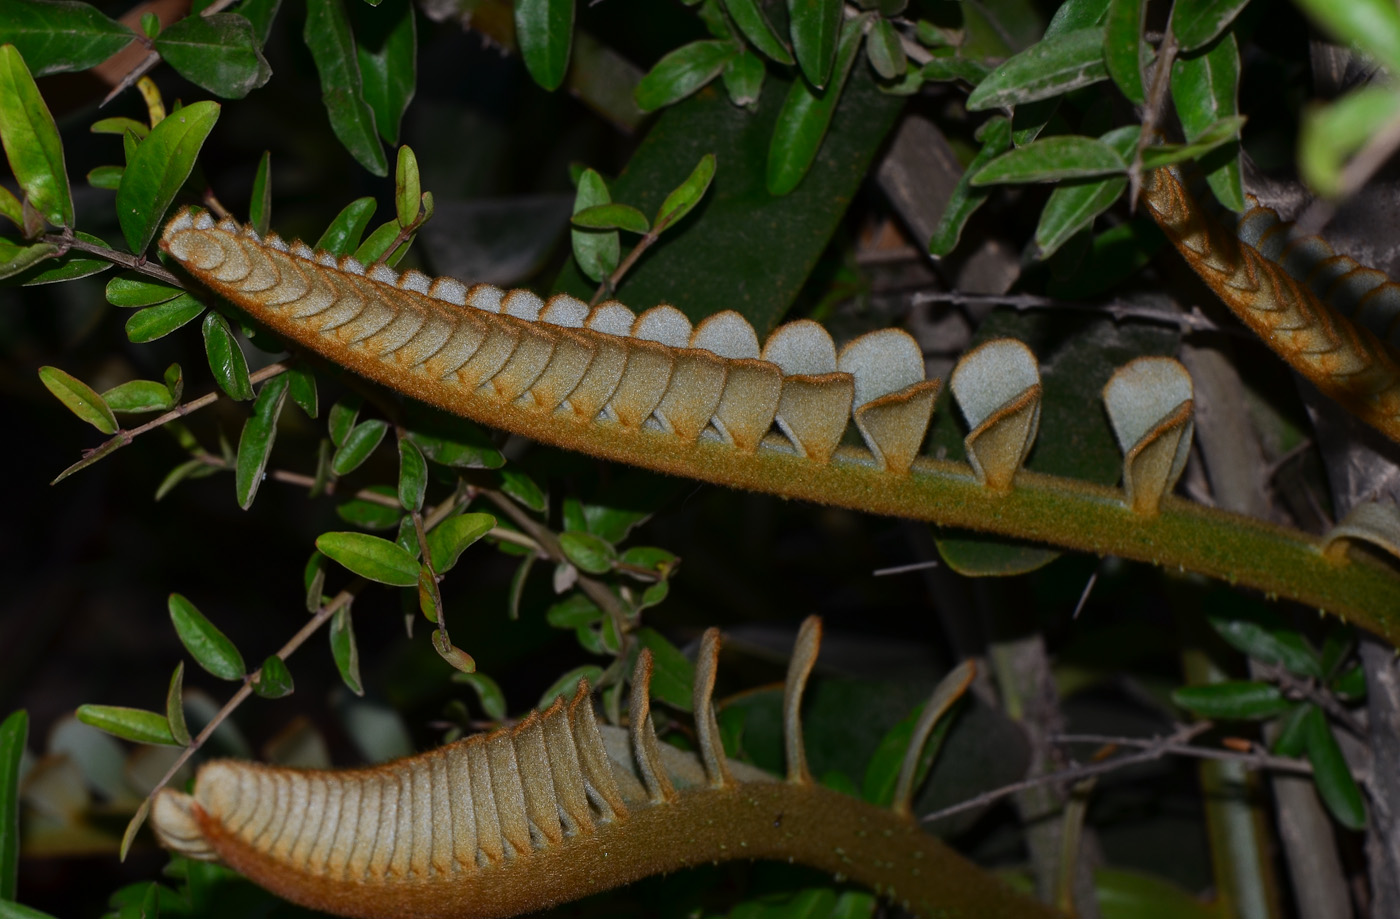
top-left (332, 418), bottom-right (389, 475)
top-left (102, 379), bottom-right (176, 414)
top-left (966, 28), bottom-right (1108, 111)
top-left (336, 491), bottom-right (402, 529)
top-left (655, 152), bottom-right (717, 231)
top-left (634, 40), bottom-right (735, 112)
top-left (0, 238), bottom-right (58, 280)
top-left (619, 545), bottom-right (678, 574)
top-left (1207, 608), bottom-right (1323, 678)
top-left (237, 0), bottom-right (283, 47)
top-left (126, 294), bottom-right (204, 342)
top-left (1333, 663), bottom-right (1366, 699)
top-left (397, 435), bottom-right (427, 512)
top-left (0, 709), bottom-right (28, 900)
top-left (635, 628), bottom-right (695, 711)
top-left (571, 168), bottom-right (618, 284)
top-left (1138, 116), bottom-right (1245, 170)
top-left (316, 196), bottom-right (377, 255)
top-left (235, 371), bottom-right (290, 509)
top-left (76, 705), bottom-right (178, 746)
top-left (0, 44), bottom-right (73, 227)
top-left (115, 100), bottom-right (220, 253)
top-left (1170, 31), bottom-right (1244, 210)
top-left (105, 275), bottom-right (181, 307)
top-left (169, 592), bottom-right (246, 680)
top-left (6, 229), bottom-right (107, 284)
top-left (451, 671), bottom-right (507, 721)
top-left (767, 14), bottom-right (867, 195)
top-left (538, 665), bottom-right (603, 709)
top-left (972, 134), bottom-right (1127, 185)
top-left (304, 0), bottom-right (388, 176)
top-left (1033, 124), bottom-right (1138, 258)
top-left (404, 403), bottom-right (504, 468)
top-left (317, 530), bottom-right (421, 585)
top-left (500, 468), bottom-right (546, 512)
top-left (253, 655), bottom-right (294, 698)
top-left (0, 1), bottom-right (136, 76)
top-left (1303, 705), bottom-right (1366, 829)
top-left (395, 145), bottom-right (420, 228)
top-left (721, 50), bottom-right (765, 108)
top-left (866, 18), bottom-right (907, 81)
top-left (250, 150), bottom-right (271, 236)
top-left (722, 0), bottom-right (793, 64)
top-left (546, 593), bottom-right (603, 628)
top-left (0, 185), bottom-right (23, 228)
top-left (515, 0), bottom-right (574, 91)
top-left (38, 365), bottom-right (118, 434)
top-left (572, 203), bottom-right (650, 234)
top-left (788, 0), bottom-right (842, 88)
top-left (1104, 0), bottom-right (1145, 104)
top-left (154, 12), bottom-right (272, 98)
top-left (328, 397), bottom-right (361, 446)
top-left (281, 364), bottom-right (317, 418)
top-left (558, 530), bottom-right (615, 574)
top-left (1172, 0), bottom-right (1251, 53)
top-left (427, 512), bottom-right (496, 573)
top-left (202, 311), bottom-right (254, 400)
top-left (305, 550), bottom-right (327, 611)
top-left (861, 697), bottom-right (954, 806)
top-left (163, 663), bottom-right (190, 747)
top-left (1171, 681), bottom-right (1293, 719)
top-left (432, 629), bottom-right (476, 673)
top-left (329, 606), bottom-right (363, 695)
top-left (90, 117), bottom-right (149, 138)
top-left (86, 164), bottom-right (122, 190)
top-left (1273, 702), bottom-right (1311, 757)
top-left (352, 218), bottom-right (404, 264)
top-left (354, 0), bottom-right (416, 146)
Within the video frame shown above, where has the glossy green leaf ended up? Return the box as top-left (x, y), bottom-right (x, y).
top-left (336, 491), bottom-right (401, 530)
top-left (572, 203), bottom-right (650, 234)
top-left (721, 49), bottom-right (765, 108)
top-left (427, 512), bottom-right (496, 573)
top-left (249, 150), bottom-right (271, 235)
top-left (164, 663), bottom-right (190, 747)
top-left (101, 379), bottom-right (175, 414)
top-left (635, 40), bottom-right (735, 113)
top-left (105, 275), bottom-right (180, 307)
top-left (1273, 702), bottom-right (1311, 757)
top-left (253, 655), bottom-right (294, 698)
top-left (0, 1), bottom-right (135, 76)
top-left (559, 530), bottom-right (615, 574)
top-left (126, 294), bottom-right (204, 342)
top-left (788, 0), bottom-right (842, 88)
top-left (1301, 86), bottom-right (1400, 198)
top-left (571, 168), bottom-right (617, 284)
top-left (329, 606), bottom-right (363, 695)
top-left (1103, 0), bottom-right (1145, 103)
top-left (285, 364), bottom-right (318, 417)
top-left (0, 238), bottom-right (58, 280)
top-left (866, 18), bottom-right (907, 80)
top-left (86, 164), bottom-right (122, 190)
top-left (515, 0), bottom-right (574, 91)
top-left (1138, 117), bottom-right (1245, 171)
top-left (354, 0), bottom-right (416, 146)
top-left (38, 365), bottom-right (117, 433)
top-left (0, 710), bottom-right (26, 900)
top-left (1171, 681), bottom-right (1292, 719)
top-left (1172, 0), bottom-right (1251, 53)
top-left (328, 398), bottom-right (360, 446)
top-left (317, 530), bottom-right (421, 586)
top-left (767, 14), bottom-right (866, 196)
top-left (546, 593), bottom-right (603, 628)
top-left (966, 27), bottom-right (1108, 111)
top-left (451, 671), bottom-right (507, 721)
top-left (862, 699), bottom-right (952, 807)
top-left (0, 44), bottom-right (72, 227)
top-left (500, 468), bottom-right (546, 512)
top-left (635, 628), bottom-right (695, 711)
top-left (974, 134), bottom-right (1126, 185)
top-left (235, 371), bottom-right (289, 508)
top-left (316, 196), bottom-right (377, 254)
top-left (1170, 31), bottom-right (1243, 210)
top-left (404, 402), bottom-right (504, 468)
top-left (304, 0), bottom-right (388, 176)
top-left (331, 418), bottom-right (388, 475)
top-left (394, 145), bottom-right (420, 228)
top-left (6, 230), bottom-right (106, 284)
top-left (1034, 125), bottom-right (1138, 258)
top-left (396, 435), bottom-right (427, 512)
top-left (75, 705), bottom-right (177, 746)
top-left (90, 117), bottom-right (149, 138)
top-left (169, 592), bottom-right (246, 680)
top-left (723, 0), bottom-right (793, 64)
top-left (115, 100), bottom-right (220, 253)
top-left (0, 186), bottom-right (21, 228)
top-left (154, 12), bottom-right (271, 98)
top-left (1207, 608), bottom-right (1323, 677)
top-left (237, 0), bottom-right (282, 46)
top-left (1304, 705), bottom-right (1366, 829)
top-left (202, 310), bottom-right (254, 400)
top-left (656, 152), bottom-right (717, 230)
top-left (352, 218), bottom-right (405, 263)
top-left (538, 665), bottom-right (603, 709)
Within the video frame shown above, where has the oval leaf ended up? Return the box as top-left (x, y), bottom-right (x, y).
top-left (304, 0), bottom-right (388, 176)
top-left (1171, 681), bottom-right (1293, 720)
top-left (1207, 608), bottom-right (1323, 678)
top-left (38, 365), bottom-right (117, 434)
top-left (397, 435), bottom-right (427, 512)
top-left (634, 40), bottom-right (735, 113)
top-left (75, 705), bottom-right (177, 746)
top-left (427, 512), bottom-right (497, 573)
top-left (105, 275), bottom-right (181, 308)
top-left (115, 100), bottom-right (220, 253)
top-left (355, 0), bottom-right (417, 146)
top-left (154, 12), bottom-right (271, 98)
top-left (0, 44), bottom-right (73, 227)
top-left (655, 152), bottom-right (717, 231)
top-left (450, 671), bottom-right (507, 721)
top-left (126, 294), bottom-right (204, 343)
top-left (202, 310), bottom-right (254, 400)
top-left (788, 0), bottom-right (842, 88)
top-left (1303, 705), bottom-right (1367, 829)
top-left (723, 0), bottom-right (794, 64)
top-left (317, 530), bottom-right (421, 585)
top-left (558, 530), bottom-right (615, 574)
top-left (0, 1), bottom-right (135, 76)
top-left (1172, 0), bottom-right (1251, 53)
top-left (252, 655), bottom-right (294, 699)
top-left (331, 418), bottom-right (389, 475)
top-left (572, 202), bottom-right (650, 234)
top-left (329, 606), bottom-right (363, 695)
top-left (972, 134), bottom-right (1127, 185)
top-left (316, 196), bottom-right (377, 255)
top-left (571, 168), bottom-right (618, 284)
top-left (169, 592), bottom-right (246, 680)
top-left (515, 0), bottom-right (574, 91)
top-left (165, 663), bottom-right (189, 747)
top-left (966, 27), bottom-right (1109, 111)
top-left (102, 379), bottom-right (175, 414)
top-left (235, 372), bottom-right (290, 508)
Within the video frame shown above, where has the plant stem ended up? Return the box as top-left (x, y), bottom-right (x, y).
top-left (43, 230), bottom-right (181, 286)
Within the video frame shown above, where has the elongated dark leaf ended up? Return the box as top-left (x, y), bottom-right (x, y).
top-left (9, 230), bottom-right (109, 285)
top-left (331, 418), bottom-right (388, 475)
top-left (202, 311), bottom-right (254, 400)
top-left (0, 238), bottom-right (58, 280)
top-left (1208, 608), bottom-right (1323, 677)
top-left (656, 152), bottom-right (717, 230)
top-left (1170, 32), bottom-right (1243, 210)
top-left (75, 705), bottom-right (177, 746)
top-left (155, 12), bottom-right (271, 98)
top-left (126, 294), bottom-right (204, 342)
top-left (329, 606), bottom-right (363, 695)
top-left (1104, 0), bottom-right (1145, 104)
top-left (635, 628), bottom-right (695, 711)
top-left (250, 150), bottom-right (271, 235)
top-left (1304, 705), bottom-right (1366, 829)
top-left (559, 530), bottom-right (615, 574)
top-left (304, 0), bottom-right (387, 175)
top-left (1172, 0), bottom-right (1250, 53)
top-left (515, 0), bottom-right (574, 91)
top-left (634, 40), bottom-right (735, 113)
top-left (235, 372), bottom-right (289, 508)
top-left (767, 14), bottom-right (867, 195)
top-left (0, 44), bottom-right (73, 227)
top-left (316, 196), bottom-right (377, 254)
top-left (0, 0), bottom-right (135, 76)
top-left (1034, 125), bottom-right (1138, 258)
top-left (285, 364), bottom-right (318, 417)
top-left (571, 168), bottom-right (617, 284)
top-left (1171, 681), bottom-right (1293, 719)
top-left (115, 100), bottom-right (220, 253)
top-left (317, 530), bottom-right (420, 585)
top-left (0, 710), bottom-right (26, 900)
top-left (973, 134), bottom-right (1126, 184)
top-left (105, 275), bottom-right (180, 307)
top-left (397, 435), bottom-right (427, 511)
top-left (1137, 115), bottom-right (1245, 169)
top-left (169, 592), bottom-right (246, 680)
top-left (721, 49), bottom-right (765, 107)
top-left (38, 365), bottom-right (117, 433)
top-left (788, 0), bottom-right (842, 88)
top-left (353, 0), bottom-right (416, 146)
top-left (165, 663), bottom-right (189, 746)
top-left (723, 0), bottom-right (793, 64)
top-left (572, 203), bottom-right (650, 234)
top-left (966, 27), bottom-right (1108, 111)
top-left (500, 468), bottom-right (546, 512)
top-left (1273, 702), bottom-right (1311, 757)
top-left (237, 0), bottom-right (282, 47)
top-left (866, 18), bottom-right (907, 81)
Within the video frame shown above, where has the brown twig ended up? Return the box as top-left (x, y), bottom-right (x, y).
top-left (1129, 22), bottom-right (1179, 210)
top-left (42, 229), bottom-right (182, 285)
